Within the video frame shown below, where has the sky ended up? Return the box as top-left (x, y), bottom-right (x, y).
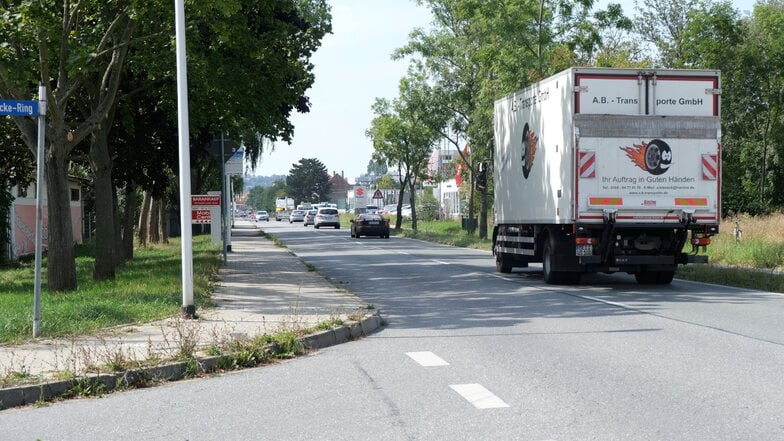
top-left (252, 0), bottom-right (758, 180)
top-left (252, 0), bottom-right (433, 180)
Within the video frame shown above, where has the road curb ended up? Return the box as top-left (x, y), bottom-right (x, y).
top-left (0, 311), bottom-right (383, 411)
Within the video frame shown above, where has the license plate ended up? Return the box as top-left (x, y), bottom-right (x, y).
top-left (368, 221), bottom-right (379, 225)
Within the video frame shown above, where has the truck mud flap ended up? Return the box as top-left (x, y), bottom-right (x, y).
top-left (686, 255), bottom-right (709, 264)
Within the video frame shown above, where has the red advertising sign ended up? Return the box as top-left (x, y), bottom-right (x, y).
top-left (356, 187), bottom-right (365, 197)
top-left (192, 209), bottom-right (212, 224)
top-left (192, 195), bottom-right (220, 207)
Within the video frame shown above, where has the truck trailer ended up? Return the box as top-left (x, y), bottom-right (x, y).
top-left (492, 67), bottom-right (721, 284)
top-left (275, 197), bottom-right (295, 221)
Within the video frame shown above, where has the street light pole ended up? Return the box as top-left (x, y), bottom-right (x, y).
top-left (174, 0), bottom-right (195, 318)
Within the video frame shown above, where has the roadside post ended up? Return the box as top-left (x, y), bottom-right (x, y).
top-left (1, 87), bottom-right (46, 336)
top-left (174, 0), bottom-right (195, 318)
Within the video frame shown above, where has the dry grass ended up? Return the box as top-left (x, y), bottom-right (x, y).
top-left (707, 212), bottom-right (784, 270)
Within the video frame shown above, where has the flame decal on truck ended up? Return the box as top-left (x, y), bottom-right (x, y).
top-left (621, 139), bottom-right (672, 175)
top-left (521, 123), bottom-right (538, 179)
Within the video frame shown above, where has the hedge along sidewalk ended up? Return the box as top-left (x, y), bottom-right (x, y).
top-left (0, 220), bottom-right (377, 408)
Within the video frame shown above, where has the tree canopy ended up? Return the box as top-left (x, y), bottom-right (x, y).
top-left (286, 158), bottom-right (331, 205)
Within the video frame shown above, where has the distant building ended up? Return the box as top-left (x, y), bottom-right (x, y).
top-left (6, 178), bottom-right (83, 260)
top-left (428, 147), bottom-right (462, 218)
top-left (328, 171), bottom-right (352, 209)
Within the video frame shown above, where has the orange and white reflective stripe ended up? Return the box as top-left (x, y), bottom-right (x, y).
top-left (589, 197), bottom-right (623, 205)
top-left (702, 154), bottom-right (718, 180)
top-left (579, 151), bottom-right (595, 178)
top-left (674, 197), bottom-right (708, 206)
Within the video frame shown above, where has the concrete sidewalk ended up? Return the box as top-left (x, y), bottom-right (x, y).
top-left (0, 220), bottom-right (379, 409)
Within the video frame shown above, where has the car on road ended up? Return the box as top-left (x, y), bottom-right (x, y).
top-left (256, 210), bottom-right (269, 222)
top-left (304, 209), bottom-right (317, 226)
top-left (400, 204), bottom-right (412, 220)
top-left (350, 213), bottom-right (390, 238)
top-left (379, 204), bottom-right (397, 215)
top-left (314, 207), bottom-right (340, 229)
top-left (364, 205), bottom-right (379, 214)
top-left (289, 210), bottom-right (306, 223)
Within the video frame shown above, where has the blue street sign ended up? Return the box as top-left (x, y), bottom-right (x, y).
top-left (0, 100), bottom-right (39, 116)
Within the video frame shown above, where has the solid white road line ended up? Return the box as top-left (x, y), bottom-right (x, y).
top-left (406, 351), bottom-right (450, 367)
top-left (449, 383), bottom-right (510, 409)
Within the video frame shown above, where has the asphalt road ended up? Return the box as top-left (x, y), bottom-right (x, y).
top-left (3, 221), bottom-right (783, 440)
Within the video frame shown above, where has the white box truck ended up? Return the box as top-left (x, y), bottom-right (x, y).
top-left (275, 197), bottom-right (295, 221)
top-left (493, 67), bottom-right (721, 284)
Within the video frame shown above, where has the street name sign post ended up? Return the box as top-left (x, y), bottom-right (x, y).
top-left (1, 91), bottom-right (46, 337)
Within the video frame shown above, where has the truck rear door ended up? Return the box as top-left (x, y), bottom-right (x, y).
top-left (573, 70), bottom-right (721, 225)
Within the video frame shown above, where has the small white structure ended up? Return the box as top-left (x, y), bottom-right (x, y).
top-left (6, 179), bottom-right (83, 260)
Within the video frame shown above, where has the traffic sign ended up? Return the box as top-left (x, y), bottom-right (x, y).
top-left (372, 189), bottom-right (384, 199)
top-left (0, 100), bottom-right (39, 116)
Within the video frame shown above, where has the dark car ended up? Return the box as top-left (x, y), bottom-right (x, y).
top-left (350, 214), bottom-right (390, 238)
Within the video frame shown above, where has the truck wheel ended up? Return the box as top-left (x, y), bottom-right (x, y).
top-left (657, 271), bottom-right (675, 284)
top-left (495, 253), bottom-right (512, 273)
top-left (542, 240), bottom-right (560, 284)
top-left (542, 238), bottom-right (580, 284)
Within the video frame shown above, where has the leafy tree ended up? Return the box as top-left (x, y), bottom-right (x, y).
top-left (366, 158), bottom-right (388, 176)
top-left (398, 0), bottom-right (629, 237)
top-left (286, 158), bottom-right (331, 205)
top-left (0, 0), bottom-right (331, 288)
top-left (375, 175), bottom-right (397, 190)
top-left (0, 1), bottom-right (141, 290)
top-left (634, 0), bottom-right (700, 67)
top-left (367, 68), bottom-right (446, 230)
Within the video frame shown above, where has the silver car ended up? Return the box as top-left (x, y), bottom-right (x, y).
top-left (289, 210), bottom-right (306, 223)
top-left (314, 207), bottom-right (340, 229)
top-left (304, 209), bottom-right (317, 226)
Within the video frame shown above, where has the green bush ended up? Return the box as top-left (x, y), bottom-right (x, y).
top-left (416, 188), bottom-right (440, 221)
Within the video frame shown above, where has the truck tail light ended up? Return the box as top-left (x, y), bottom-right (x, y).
top-left (575, 237), bottom-right (596, 256)
top-left (691, 237), bottom-right (711, 246)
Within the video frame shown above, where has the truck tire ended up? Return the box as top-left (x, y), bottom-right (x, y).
top-left (496, 253), bottom-right (512, 273)
top-left (542, 240), bottom-right (560, 284)
top-left (542, 237), bottom-right (580, 284)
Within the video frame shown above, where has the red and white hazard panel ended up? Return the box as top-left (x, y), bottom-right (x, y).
top-left (579, 151), bottom-right (595, 178)
top-left (702, 153), bottom-right (718, 180)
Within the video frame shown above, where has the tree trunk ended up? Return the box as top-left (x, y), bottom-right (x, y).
top-left (467, 169), bottom-right (476, 235)
top-left (149, 197), bottom-right (160, 244)
top-left (122, 181), bottom-right (137, 260)
top-left (45, 142), bottom-right (78, 291)
top-left (395, 179), bottom-right (406, 230)
top-left (408, 175), bottom-right (418, 231)
top-left (158, 198), bottom-right (168, 244)
top-left (479, 186), bottom-right (488, 240)
top-left (113, 187), bottom-right (124, 267)
top-left (138, 190), bottom-right (151, 247)
top-left (89, 127), bottom-right (116, 281)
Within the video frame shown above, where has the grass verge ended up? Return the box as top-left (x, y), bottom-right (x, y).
top-left (0, 235), bottom-right (221, 343)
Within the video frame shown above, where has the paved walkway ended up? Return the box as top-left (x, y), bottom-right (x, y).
top-left (0, 220), bottom-right (372, 407)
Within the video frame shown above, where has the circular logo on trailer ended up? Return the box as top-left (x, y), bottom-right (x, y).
top-left (620, 139), bottom-right (672, 175)
top-left (521, 123), bottom-right (538, 179)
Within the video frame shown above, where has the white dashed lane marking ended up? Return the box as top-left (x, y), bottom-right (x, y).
top-left (406, 351), bottom-right (450, 367)
top-left (450, 383), bottom-right (510, 409)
